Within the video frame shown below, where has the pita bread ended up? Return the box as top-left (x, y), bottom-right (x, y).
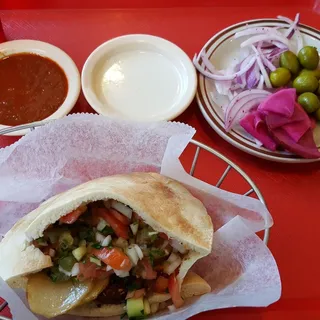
top-left (0, 172), bottom-right (213, 316)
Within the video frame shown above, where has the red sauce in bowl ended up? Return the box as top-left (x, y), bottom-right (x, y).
top-left (0, 53), bottom-right (68, 126)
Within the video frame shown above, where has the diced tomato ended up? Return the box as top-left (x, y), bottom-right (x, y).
top-left (154, 276), bottom-right (169, 293)
top-left (78, 261), bottom-right (100, 280)
top-left (109, 208), bottom-right (130, 225)
top-left (96, 208), bottom-right (129, 239)
top-left (78, 260), bottom-right (113, 280)
top-left (140, 258), bottom-right (157, 280)
top-left (133, 288), bottom-right (146, 299)
top-left (168, 274), bottom-right (184, 308)
top-left (127, 288), bottom-right (146, 299)
top-left (92, 247), bottom-right (132, 272)
top-left (159, 233), bottom-right (169, 240)
top-left (60, 206), bottom-right (87, 224)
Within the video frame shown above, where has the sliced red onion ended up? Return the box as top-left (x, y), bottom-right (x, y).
top-left (266, 47), bottom-right (287, 60)
top-left (199, 51), bottom-right (219, 73)
top-left (252, 45), bottom-right (272, 89)
top-left (224, 89), bottom-right (271, 126)
top-left (193, 54), bottom-right (256, 81)
top-left (246, 62), bottom-right (260, 89)
top-left (227, 90), bottom-right (234, 100)
top-left (256, 47), bottom-right (276, 71)
top-left (284, 13), bottom-right (300, 38)
top-left (240, 34), bottom-right (289, 49)
top-left (225, 95), bottom-right (270, 131)
top-left (234, 27), bottom-right (283, 39)
top-left (277, 14), bottom-right (303, 52)
top-left (257, 74), bottom-right (264, 89)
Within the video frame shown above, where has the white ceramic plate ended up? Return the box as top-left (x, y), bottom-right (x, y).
top-left (0, 40), bottom-right (81, 136)
top-left (82, 34), bottom-right (197, 121)
top-left (197, 19), bottom-right (320, 163)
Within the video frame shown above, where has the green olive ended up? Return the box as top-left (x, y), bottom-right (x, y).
top-left (293, 74), bottom-right (319, 93)
top-left (299, 68), bottom-right (320, 80)
top-left (318, 80), bottom-right (320, 96)
top-left (270, 67), bottom-right (291, 88)
top-left (298, 46), bottom-right (319, 70)
top-left (280, 51), bottom-right (300, 75)
top-left (315, 107), bottom-right (320, 121)
top-left (298, 92), bottom-right (320, 113)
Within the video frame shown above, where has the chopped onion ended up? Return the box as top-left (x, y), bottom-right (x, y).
top-left (167, 252), bottom-right (179, 263)
top-left (134, 244), bottom-right (144, 260)
top-left (113, 269), bottom-right (130, 278)
top-left (97, 218), bottom-right (108, 231)
top-left (95, 232), bottom-right (105, 244)
top-left (106, 265), bottom-right (113, 272)
top-left (126, 246), bottom-right (139, 265)
top-left (130, 222), bottom-right (139, 236)
top-left (193, 54), bottom-right (256, 81)
top-left (111, 200), bottom-right (132, 219)
top-left (49, 249), bottom-right (56, 258)
top-left (240, 34), bottom-right (289, 49)
top-left (59, 266), bottom-right (72, 277)
top-left (71, 263), bottom-right (80, 276)
top-left (102, 235), bottom-right (112, 247)
top-left (148, 231), bottom-right (158, 237)
top-left (170, 239), bottom-right (187, 254)
top-left (164, 256), bottom-right (182, 275)
top-left (168, 305), bottom-right (176, 312)
top-left (160, 240), bottom-right (169, 249)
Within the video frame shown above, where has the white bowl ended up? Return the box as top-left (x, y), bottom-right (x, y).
top-left (0, 40), bottom-right (81, 136)
top-left (82, 34), bottom-right (197, 121)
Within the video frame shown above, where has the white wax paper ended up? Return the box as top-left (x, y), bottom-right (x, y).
top-left (0, 114), bottom-right (281, 320)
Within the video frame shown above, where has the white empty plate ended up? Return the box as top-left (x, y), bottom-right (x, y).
top-left (82, 34), bottom-right (197, 121)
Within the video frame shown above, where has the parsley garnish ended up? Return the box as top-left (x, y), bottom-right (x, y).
top-left (101, 226), bottom-right (114, 236)
top-left (91, 243), bottom-right (102, 249)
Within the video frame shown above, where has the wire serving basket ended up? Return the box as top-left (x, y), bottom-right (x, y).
top-left (0, 122), bottom-right (270, 318)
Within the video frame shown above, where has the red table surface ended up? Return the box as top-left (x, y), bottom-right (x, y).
top-left (0, 1), bottom-right (320, 319)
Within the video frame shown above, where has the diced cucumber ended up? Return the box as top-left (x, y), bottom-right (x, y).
top-left (72, 246), bottom-right (87, 261)
top-left (59, 256), bottom-right (76, 272)
top-left (130, 222), bottom-right (139, 236)
top-left (90, 257), bottom-right (102, 266)
top-left (143, 298), bottom-right (151, 315)
top-left (97, 219), bottom-right (109, 231)
top-left (126, 298), bottom-right (144, 318)
top-left (58, 231), bottom-right (74, 250)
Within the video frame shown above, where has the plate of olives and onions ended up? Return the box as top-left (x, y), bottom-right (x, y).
top-left (196, 17), bottom-right (320, 163)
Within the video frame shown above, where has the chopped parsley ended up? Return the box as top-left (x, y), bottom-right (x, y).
top-left (91, 243), bottom-right (102, 249)
top-left (101, 226), bottom-right (114, 236)
top-left (79, 229), bottom-right (95, 242)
